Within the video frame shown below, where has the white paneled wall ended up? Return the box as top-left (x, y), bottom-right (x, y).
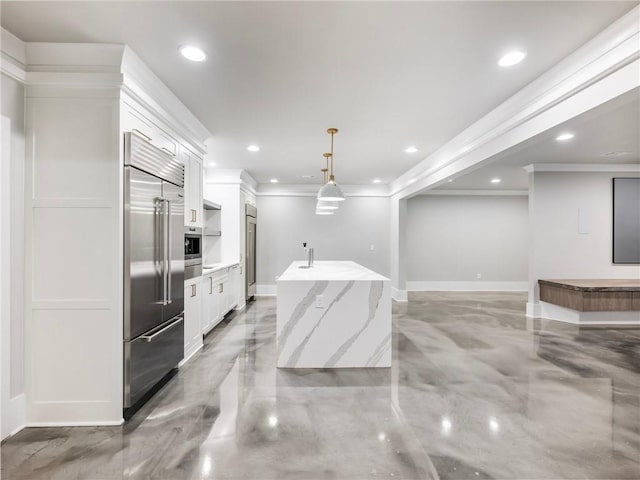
top-left (25, 91), bottom-right (123, 424)
top-left (1, 73), bottom-right (26, 439)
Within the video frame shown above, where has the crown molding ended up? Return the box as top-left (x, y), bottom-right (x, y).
top-left (0, 30), bottom-right (211, 153)
top-left (205, 169), bottom-right (258, 196)
top-left (254, 183), bottom-right (390, 197)
top-left (524, 163), bottom-right (640, 173)
top-left (1, 28), bottom-right (27, 82)
top-left (390, 6), bottom-right (640, 198)
top-left (422, 189), bottom-right (528, 196)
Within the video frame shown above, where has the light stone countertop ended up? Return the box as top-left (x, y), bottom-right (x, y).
top-left (277, 260), bottom-right (389, 282)
top-left (202, 261), bottom-right (240, 276)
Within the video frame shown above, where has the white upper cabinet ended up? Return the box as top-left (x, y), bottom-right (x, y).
top-left (182, 146), bottom-right (203, 228)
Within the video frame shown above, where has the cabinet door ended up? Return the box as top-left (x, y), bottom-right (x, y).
top-left (229, 265), bottom-right (240, 308)
top-left (190, 156), bottom-right (203, 228)
top-left (181, 148), bottom-right (193, 226)
top-left (184, 281), bottom-right (203, 358)
top-left (122, 105), bottom-right (155, 143)
top-left (202, 275), bottom-right (212, 334)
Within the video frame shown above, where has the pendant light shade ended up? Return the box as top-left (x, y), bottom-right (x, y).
top-left (317, 199), bottom-right (339, 210)
top-left (317, 179), bottom-right (345, 201)
top-left (316, 209), bottom-right (334, 215)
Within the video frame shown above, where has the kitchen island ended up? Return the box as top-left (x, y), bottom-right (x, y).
top-left (276, 261), bottom-right (391, 368)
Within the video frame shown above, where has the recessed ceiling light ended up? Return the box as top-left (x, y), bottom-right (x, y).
top-left (372, 179), bottom-right (381, 184)
top-left (179, 45), bottom-right (206, 62)
top-left (270, 178), bottom-right (278, 183)
top-left (405, 146), bottom-right (418, 153)
top-left (247, 145), bottom-right (260, 152)
top-left (601, 151), bottom-right (631, 157)
top-left (447, 179), bottom-right (453, 183)
top-left (556, 132), bottom-right (575, 142)
top-left (498, 50), bottom-right (526, 67)
top-left (208, 162), bottom-right (216, 167)
top-left (491, 178), bottom-right (501, 184)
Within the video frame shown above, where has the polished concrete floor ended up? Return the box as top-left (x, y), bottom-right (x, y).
top-left (2, 292), bottom-right (639, 479)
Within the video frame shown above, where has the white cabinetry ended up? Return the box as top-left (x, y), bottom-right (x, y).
top-left (201, 264), bottom-right (241, 336)
top-left (202, 272), bottom-right (225, 335)
top-left (182, 146), bottom-right (203, 228)
top-left (183, 278), bottom-right (204, 364)
top-left (122, 103), bottom-right (178, 157)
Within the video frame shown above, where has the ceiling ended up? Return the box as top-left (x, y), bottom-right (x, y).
top-left (433, 88), bottom-right (640, 191)
top-left (1, 1), bottom-right (637, 184)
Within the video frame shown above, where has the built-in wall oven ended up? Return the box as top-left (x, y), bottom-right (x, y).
top-left (184, 227), bottom-right (202, 280)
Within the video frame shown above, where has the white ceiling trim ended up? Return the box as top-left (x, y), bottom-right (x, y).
top-left (0, 32), bottom-right (211, 153)
top-left (423, 189), bottom-right (528, 196)
top-left (523, 163), bottom-right (640, 173)
top-left (205, 169), bottom-right (258, 196)
top-left (254, 182), bottom-right (390, 197)
top-left (0, 29), bottom-right (26, 82)
top-left (390, 6), bottom-right (640, 198)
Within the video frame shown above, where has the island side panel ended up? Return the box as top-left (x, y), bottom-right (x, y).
top-left (277, 279), bottom-right (391, 368)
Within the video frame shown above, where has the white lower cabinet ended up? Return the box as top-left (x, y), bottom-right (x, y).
top-left (183, 278), bottom-right (204, 364)
top-left (202, 265), bottom-right (241, 335)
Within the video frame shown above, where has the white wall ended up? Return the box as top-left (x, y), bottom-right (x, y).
top-left (406, 194), bottom-right (529, 290)
top-left (528, 171), bottom-right (640, 309)
top-left (256, 196), bottom-right (390, 292)
top-left (1, 73), bottom-right (26, 439)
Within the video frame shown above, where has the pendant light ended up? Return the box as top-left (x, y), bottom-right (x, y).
top-left (316, 167), bottom-right (336, 215)
top-left (317, 128), bottom-right (345, 202)
top-left (316, 164), bottom-right (339, 210)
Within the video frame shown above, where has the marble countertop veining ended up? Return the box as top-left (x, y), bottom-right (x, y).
top-left (277, 261), bottom-right (389, 282)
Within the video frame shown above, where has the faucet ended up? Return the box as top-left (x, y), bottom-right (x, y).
top-left (303, 242), bottom-right (314, 268)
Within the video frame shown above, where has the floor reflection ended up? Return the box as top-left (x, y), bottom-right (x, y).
top-left (1, 293), bottom-right (639, 479)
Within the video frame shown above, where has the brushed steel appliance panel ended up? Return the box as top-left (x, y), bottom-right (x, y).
top-left (246, 205), bottom-right (257, 299)
top-left (125, 131), bottom-right (184, 187)
top-left (124, 316), bottom-right (184, 408)
top-left (162, 181), bottom-right (185, 322)
top-left (124, 167), bottom-right (164, 341)
top-left (185, 258), bottom-right (202, 280)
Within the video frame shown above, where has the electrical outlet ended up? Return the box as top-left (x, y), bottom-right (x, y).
top-left (476, 273), bottom-right (482, 279)
top-left (315, 295), bottom-right (324, 308)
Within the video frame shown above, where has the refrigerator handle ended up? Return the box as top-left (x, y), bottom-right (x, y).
top-left (160, 197), bottom-right (168, 306)
top-left (165, 199), bottom-right (172, 305)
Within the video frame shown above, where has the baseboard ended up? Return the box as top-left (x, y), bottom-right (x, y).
top-left (26, 419), bottom-right (124, 428)
top-left (536, 301), bottom-right (640, 325)
top-left (526, 301), bottom-right (541, 318)
top-left (1, 393), bottom-right (26, 440)
top-left (407, 281), bottom-right (528, 292)
top-left (179, 343), bottom-right (202, 368)
top-left (392, 287), bottom-right (408, 302)
top-left (256, 284), bottom-right (276, 296)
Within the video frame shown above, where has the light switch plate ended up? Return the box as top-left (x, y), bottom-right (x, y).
top-left (315, 295), bottom-right (324, 308)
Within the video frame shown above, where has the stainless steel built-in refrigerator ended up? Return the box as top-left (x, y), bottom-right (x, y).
top-left (246, 204), bottom-right (257, 300)
top-left (123, 131), bottom-right (185, 410)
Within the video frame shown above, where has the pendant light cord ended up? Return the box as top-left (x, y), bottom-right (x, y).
top-left (330, 131), bottom-right (335, 179)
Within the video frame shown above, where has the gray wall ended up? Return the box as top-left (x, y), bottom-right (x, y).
top-left (406, 195), bottom-right (528, 282)
top-left (528, 171), bottom-right (640, 304)
top-left (256, 196), bottom-right (390, 286)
